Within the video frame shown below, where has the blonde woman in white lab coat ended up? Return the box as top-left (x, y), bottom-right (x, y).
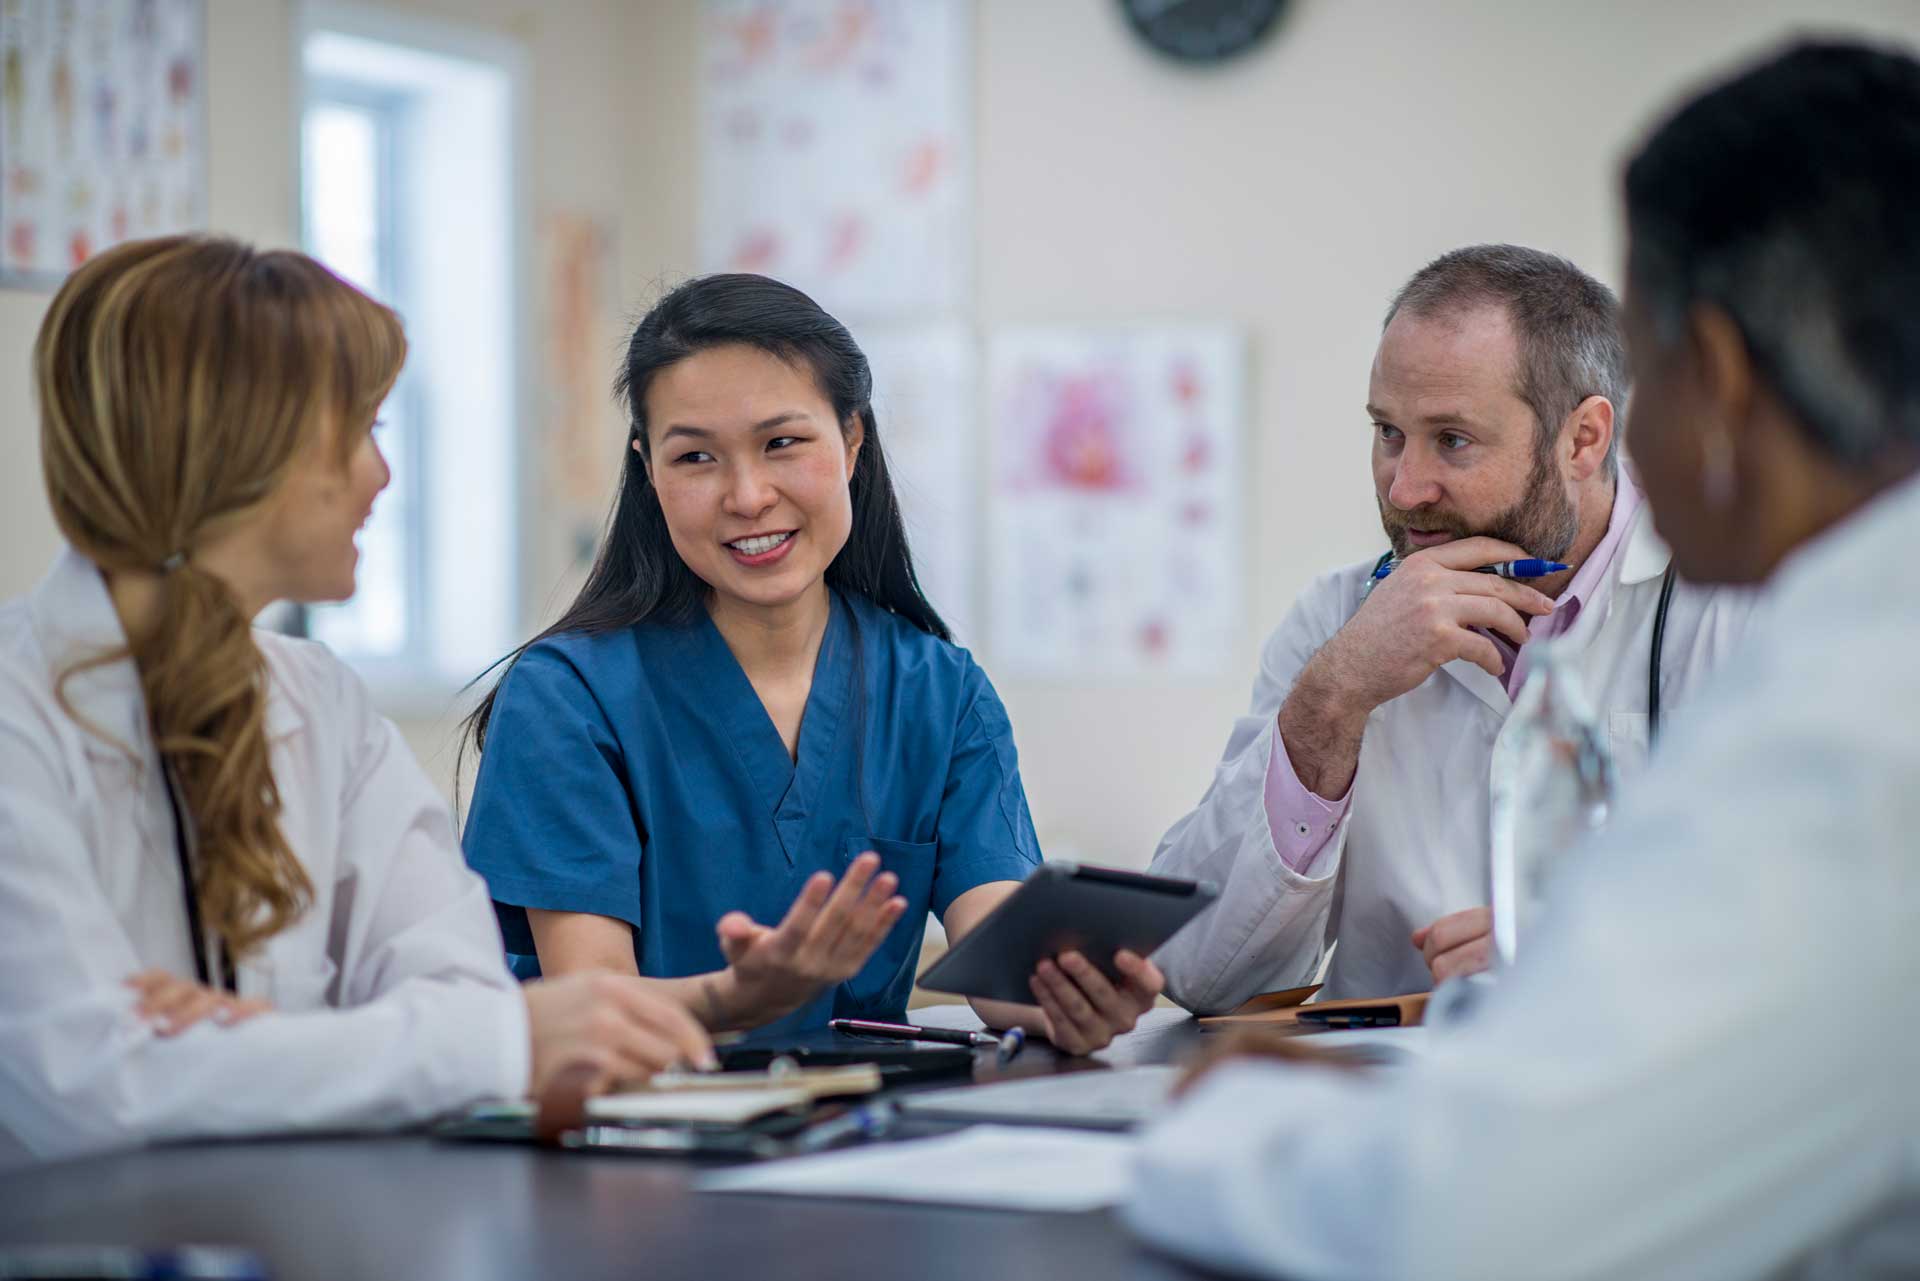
top-left (0, 236), bottom-right (712, 1168)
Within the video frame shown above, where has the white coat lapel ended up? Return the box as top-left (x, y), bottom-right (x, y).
top-left (1439, 657), bottom-right (1511, 717)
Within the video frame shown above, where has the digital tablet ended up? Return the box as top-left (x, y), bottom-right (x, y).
top-left (717, 1029), bottom-right (977, 1084)
top-left (916, 862), bottom-right (1219, 1005)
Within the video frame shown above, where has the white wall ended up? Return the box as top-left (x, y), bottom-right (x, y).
top-left (4, 0), bottom-right (1918, 861)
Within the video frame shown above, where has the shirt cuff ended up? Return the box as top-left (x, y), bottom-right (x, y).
top-left (489, 979), bottom-right (533, 1101)
top-left (1263, 721), bottom-right (1352, 875)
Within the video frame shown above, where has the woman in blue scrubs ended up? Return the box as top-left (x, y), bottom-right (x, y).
top-left (461, 274), bottom-right (1163, 1050)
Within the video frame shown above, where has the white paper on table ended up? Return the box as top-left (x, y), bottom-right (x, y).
top-left (1308, 1025), bottom-right (1432, 1065)
top-left (898, 1065), bottom-right (1179, 1130)
top-left (902, 1002), bottom-right (987, 1031)
top-left (697, 1125), bottom-right (1137, 1212)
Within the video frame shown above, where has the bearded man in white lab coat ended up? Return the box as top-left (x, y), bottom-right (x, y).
top-left (1149, 242), bottom-right (1755, 1010)
top-left (1126, 39), bottom-right (1920, 1281)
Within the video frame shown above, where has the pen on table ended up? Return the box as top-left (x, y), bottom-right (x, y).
top-left (1371, 557), bottom-right (1568, 582)
top-left (787, 1100), bottom-right (899, 1155)
top-left (995, 1026), bottom-right (1025, 1064)
top-left (1296, 1010), bottom-right (1400, 1029)
top-left (828, 1017), bottom-right (997, 1047)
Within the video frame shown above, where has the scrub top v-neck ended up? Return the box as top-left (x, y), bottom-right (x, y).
top-left (461, 589), bottom-right (1043, 1038)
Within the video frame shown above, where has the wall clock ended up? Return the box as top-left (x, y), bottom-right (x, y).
top-left (1119, 0), bottom-right (1290, 65)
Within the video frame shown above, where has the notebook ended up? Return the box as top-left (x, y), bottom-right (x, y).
top-left (585, 1063), bottom-right (882, 1126)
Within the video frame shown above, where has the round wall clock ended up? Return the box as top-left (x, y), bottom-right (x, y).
top-left (1119, 0), bottom-right (1291, 65)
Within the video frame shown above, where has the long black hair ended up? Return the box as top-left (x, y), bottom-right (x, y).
top-left (463, 272), bottom-right (949, 759)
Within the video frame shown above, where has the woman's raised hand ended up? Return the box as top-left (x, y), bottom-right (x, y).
top-left (708, 852), bottom-right (909, 1028)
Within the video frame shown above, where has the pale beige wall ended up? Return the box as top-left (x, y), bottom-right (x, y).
top-left (5, 0), bottom-right (1919, 862)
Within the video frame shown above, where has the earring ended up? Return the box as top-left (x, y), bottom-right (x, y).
top-left (1702, 426), bottom-right (1737, 509)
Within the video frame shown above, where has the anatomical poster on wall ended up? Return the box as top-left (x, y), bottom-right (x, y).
top-left (0, 0), bottom-right (206, 286)
top-left (699, 0), bottom-right (968, 319)
top-left (855, 323), bottom-right (976, 643)
top-left (987, 327), bottom-right (1243, 678)
top-left (540, 211), bottom-right (625, 572)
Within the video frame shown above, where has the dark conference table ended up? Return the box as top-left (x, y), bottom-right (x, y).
top-left (0, 1013), bottom-right (1227, 1281)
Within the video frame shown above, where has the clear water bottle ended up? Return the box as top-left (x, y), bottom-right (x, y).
top-left (1487, 641), bottom-right (1616, 967)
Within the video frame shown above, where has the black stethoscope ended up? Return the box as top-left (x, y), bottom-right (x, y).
top-left (162, 762), bottom-right (237, 993)
top-left (1370, 553), bottom-right (1680, 741)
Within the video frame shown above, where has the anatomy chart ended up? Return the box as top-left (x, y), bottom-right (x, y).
top-left (0, 0), bottom-right (205, 286)
top-left (855, 323), bottom-right (976, 643)
top-left (699, 0), bottom-right (968, 318)
top-left (987, 328), bottom-right (1243, 677)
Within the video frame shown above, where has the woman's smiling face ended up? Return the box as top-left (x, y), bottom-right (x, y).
top-left (641, 343), bottom-right (862, 615)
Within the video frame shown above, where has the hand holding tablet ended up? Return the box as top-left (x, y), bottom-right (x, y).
top-left (918, 864), bottom-right (1219, 1007)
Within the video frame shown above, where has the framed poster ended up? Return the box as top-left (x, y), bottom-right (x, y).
top-left (988, 326), bottom-right (1244, 678)
top-left (854, 322), bottom-right (976, 643)
top-left (700, 0), bottom-right (968, 319)
top-left (0, 0), bottom-right (207, 287)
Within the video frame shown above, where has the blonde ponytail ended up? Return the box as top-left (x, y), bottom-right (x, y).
top-left (37, 236), bottom-right (406, 958)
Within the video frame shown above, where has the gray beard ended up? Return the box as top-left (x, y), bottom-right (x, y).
top-left (1379, 447), bottom-right (1579, 562)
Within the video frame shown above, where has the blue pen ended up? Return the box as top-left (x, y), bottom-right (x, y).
top-left (995, 1026), bottom-right (1025, 1064)
top-left (787, 1100), bottom-right (899, 1155)
top-left (1371, 557), bottom-right (1567, 582)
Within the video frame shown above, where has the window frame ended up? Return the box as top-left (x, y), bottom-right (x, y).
top-left (299, 80), bottom-right (430, 663)
top-left (292, 1), bottom-right (532, 718)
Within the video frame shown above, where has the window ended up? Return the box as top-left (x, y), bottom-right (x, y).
top-left (297, 6), bottom-right (525, 709)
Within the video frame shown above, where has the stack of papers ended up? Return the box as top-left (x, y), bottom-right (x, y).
top-left (698, 1125), bottom-right (1138, 1212)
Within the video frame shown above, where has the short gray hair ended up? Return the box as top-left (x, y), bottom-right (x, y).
top-left (1385, 244), bottom-right (1626, 472)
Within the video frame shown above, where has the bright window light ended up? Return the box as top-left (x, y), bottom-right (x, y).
top-left (297, 7), bottom-right (524, 710)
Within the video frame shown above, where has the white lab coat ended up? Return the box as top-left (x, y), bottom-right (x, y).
top-left (1150, 503), bottom-right (1756, 1009)
top-left (1124, 472), bottom-right (1920, 1281)
top-left (0, 550), bottom-right (528, 1168)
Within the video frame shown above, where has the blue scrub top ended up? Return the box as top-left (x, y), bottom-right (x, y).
top-left (462, 589), bottom-right (1043, 1039)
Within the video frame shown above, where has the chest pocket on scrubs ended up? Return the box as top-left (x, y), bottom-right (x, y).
top-left (839, 834), bottom-right (937, 1010)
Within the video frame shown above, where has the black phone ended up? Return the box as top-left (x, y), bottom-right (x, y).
top-left (915, 862), bottom-right (1218, 1005)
